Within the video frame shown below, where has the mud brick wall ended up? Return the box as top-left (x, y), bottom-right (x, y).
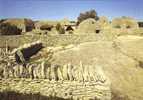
top-left (0, 79), bottom-right (111, 100)
top-left (0, 35), bottom-right (101, 48)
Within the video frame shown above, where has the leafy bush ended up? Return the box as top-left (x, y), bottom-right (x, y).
top-left (114, 25), bottom-right (121, 28)
top-left (56, 23), bottom-right (65, 34)
top-left (0, 23), bottom-right (22, 35)
top-left (77, 9), bottom-right (99, 25)
top-left (56, 23), bottom-right (61, 31)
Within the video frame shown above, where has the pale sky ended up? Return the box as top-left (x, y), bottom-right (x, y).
top-left (0, 0), bottom-right (143, 21)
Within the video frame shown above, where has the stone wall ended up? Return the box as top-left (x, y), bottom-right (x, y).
top-left (0, 79), bottom-right (111, 100)
top-left (0, 35), bottom-right (100, 48)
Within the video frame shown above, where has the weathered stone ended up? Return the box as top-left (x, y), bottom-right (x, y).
top-left (0, 79), bottom-right (111, 100)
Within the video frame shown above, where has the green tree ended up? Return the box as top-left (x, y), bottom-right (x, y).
top-left (77, 9), bottom-right (99, 25)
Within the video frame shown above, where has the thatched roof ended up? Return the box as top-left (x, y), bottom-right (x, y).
top-left (112, 17), bottom-right (139, 29)
top-left (2, 18), bottom-right (34, 32)
top-left (40, 24), bottom-right (53, 31)
top-left (35, 18), bottom-right (75, 30)
top-left (3, 18), bottom-right (34, 26)
top-left (35, 20), bottom-right (59, 29)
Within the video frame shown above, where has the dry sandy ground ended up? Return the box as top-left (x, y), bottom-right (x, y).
top-left (48, 35), bottom-right (143, 100)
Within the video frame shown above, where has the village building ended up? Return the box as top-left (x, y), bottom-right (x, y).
top-left (75, 18), bottom-right (101, 34)
top-left (2, 18), bottom-right (35, 32)
top-left (34, 18), bottom-right (76, 34)
top-left (111, 17), bottom-right (139, 29)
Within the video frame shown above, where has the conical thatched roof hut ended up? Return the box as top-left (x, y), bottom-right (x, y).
top-left (2, 18), bottom-right (35, 32)
top-left (111, 17), bottom-right (140, 36)
top-left (112, 17), bottom-right (139, 29)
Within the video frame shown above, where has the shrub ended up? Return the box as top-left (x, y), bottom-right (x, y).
top-left (77, 9), bottom-right (99, 25)
top-left (56, 23), bottom-right (61, 31)
top-left (139, 61), bottom-right (143, 68)
top-left (56, 23), bottom-right (65, 34)
top-left (0, 23), bottom-right (22, 35)
top-left (126, 25), bottom-right (131, 29)
top-left (114, 25), bottom-right (121, 28)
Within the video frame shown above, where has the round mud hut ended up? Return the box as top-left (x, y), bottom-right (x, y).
top-left (75, 18), bottom-right (101, 35)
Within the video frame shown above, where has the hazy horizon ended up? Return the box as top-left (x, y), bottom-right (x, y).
top-left (0, 0), bottom-right (143, 21)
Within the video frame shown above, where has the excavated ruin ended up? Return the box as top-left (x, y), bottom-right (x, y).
top-left (0, 41), bottom-right (112, 100)
top-left (0, 16), bottom-right (143, 100)
top-left (12, 41), bottom-right (43, 64)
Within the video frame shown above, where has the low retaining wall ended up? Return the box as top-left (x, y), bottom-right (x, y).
top-left (0, 35), bottom-right (100, 48)
top-left (0, 79), bottom-right (111, 100)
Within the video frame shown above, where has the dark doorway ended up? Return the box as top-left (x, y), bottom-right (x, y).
top-left (66, 26), bottom-right (73, 31)
top-left (95, 30), bottom-right (100, 34)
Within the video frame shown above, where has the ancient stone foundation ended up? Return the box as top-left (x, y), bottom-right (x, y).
top-left (0, 40), bottom-right (112, 100)
top-left (0, 79), bottom-right (111, 100)
top-left (0, 57), bottom-right (111, 99)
